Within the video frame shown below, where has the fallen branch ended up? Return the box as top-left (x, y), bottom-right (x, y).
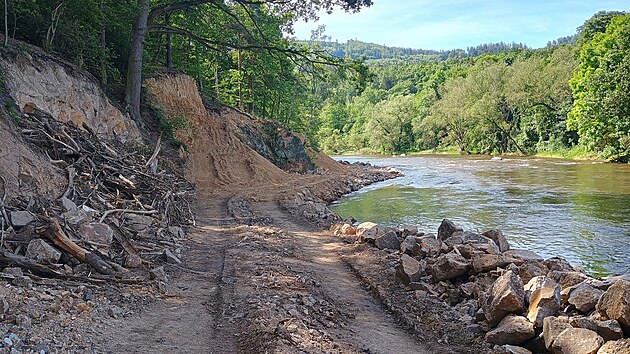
top-left (145, 134), bottom-right (162, 175)
top-left (47, 219), bottom-right (120, 275)
top-left (0, 248), bottom-right (63, 278)
top-left (99, 208), bottom-right (158, 223)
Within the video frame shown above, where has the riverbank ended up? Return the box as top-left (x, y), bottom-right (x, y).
top-left (331, 216), bottom-right (630, 353)
top-left (332, 145), bottom-right (614, 163)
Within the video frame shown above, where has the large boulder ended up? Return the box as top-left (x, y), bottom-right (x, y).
top-left (551, 328), bottom-right (603, 354)
top-left (396, 255), bottom-right (423, 285)
top-left (485, 315), bottom-right (535, 345)
top-left (484, 271), bottom-right (526, 326)
top-left (544, 257), bottom-right (575, 272)
top-left (418, 236), bottom-right (442, 257)
top-left (568, 283), bottom-right (604, 313)
top-left (548, 271), bottom-right (590, 289)
top-left (472, 254), bottom-right (514, 274)
top-left (542, 317), bottom-right (572, 350)
top-left (429, 252), bottom-right (470, 281)
top-left (518, 261), bottom-right (548, 285)
top-left (483, 229), bottom-right (510, 252)
top-left (596, 280), bottom-right (630, 336)
top-left (400, 236), bottom-right (421, 256)
top-left (597, 339), bottom-right (630, 354)
top-left (375, 230), bottom-right (400, 250)
top-left (26, 239), bottom-right (61, 264)
top-left (401, 225), bottom-right (418, 237)
top-left (503, 250), bottom-right (544, 263)
top-left (437, 218), bottom-right (463, 241)
top-left (525, 276), bottom-right (561, 328)
top-left (356, 222), bottom-right (380, 243)
top-left (569, 317), bottom-right (624, 341)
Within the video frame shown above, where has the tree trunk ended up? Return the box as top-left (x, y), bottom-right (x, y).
top-left (99, 0), bottom-right (107, 86)
top-left (214, 65), bottom-right (219, 99)
top-left (125, 0), bottom-right (150, 129)
top-left (237, 48), bottom-right (243, 110)
top-left (4, 0), bottom-right (8, 46)
top-left (165, 13), bottom-right (172, 69)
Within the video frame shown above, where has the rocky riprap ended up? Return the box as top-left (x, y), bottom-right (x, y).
top-left (332, 218), bottom-right (630, 354)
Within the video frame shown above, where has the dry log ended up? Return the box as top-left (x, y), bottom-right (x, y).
top-left (0, 248), bottom-right (63, 277)
top-left (47, 219), bottom-right (120, 275)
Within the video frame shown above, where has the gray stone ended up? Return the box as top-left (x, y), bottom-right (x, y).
top-left (430, 252), bottom-right (470, 281)
top-left (62, 208), bottom-right (89, 225)
top-left (26, 239), bottom-right (61, 264)
top-left (543, 316), bottom-right (572, 350)
top-left (544, 257), bottom-right (575, 272)
top-left (124, 213), bottom-right (155, 232)
top-left (518, 262), bottom-right (548, 285)
top-left (568, 283), bottom-right (604, 313)
top-left (168, 226), bottom-right (186, 238)
top-left (569, 317), bottom-right (624, 341)
top-left (485, 270), bottom-right (526, 326)
top-left (59, 197), bottom-right (77, 211)
top-left (418, 236), bottom-right (442, 257)
top-left (485, 315), bottom-right (535, 345)
top-left (124, 255), bottom-right (143, 268)
top-left (396, 255), bottom-right (423, 285)
top-left (402, 225), bottom-right (418, 237)
top-left (12, 276), bottom-right (33, 288)
top-left (149, 266), bottom-right (168, 283)
top-left (548, 271), bottom-right (590, 289)
top-left (1, 298), bottom-right (9, 314)
top-left (597, 339), bottom-right (630, 354)
top-left (596, 280), bottom-right (630, 336)
top-left (2, 267), bottom-right (23, 277)
top-left (472, 254), bottom-right (514, 274)
top-left (108, 305), bottom-right (124, 319)
top-left (78, 222), bottom-right (113, 248)
top-left (483, 229), bottom-right (510, 252)
top-left (162, 249), bottom-right (182, 264)
top-left (437, 218), bottom-right (463, 241)
top-left (400, 236), bottom-right (421, 256)
top-left (375, 231), bottom-right (400, 250)
top-left (503, 250), bottom-right (544, 263)
top-left (9, 211), bottom-right (35, 227)
top-left (525, 276), bottom-right (561, 328)
top-left (551, 328), bottom-right (603, 354)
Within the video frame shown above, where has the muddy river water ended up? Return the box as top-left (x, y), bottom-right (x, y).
top-left (332, 155), bottom-right (630, 277)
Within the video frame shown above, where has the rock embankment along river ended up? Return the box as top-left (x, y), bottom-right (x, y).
top-left (331, 218), bottom-right (630, 354)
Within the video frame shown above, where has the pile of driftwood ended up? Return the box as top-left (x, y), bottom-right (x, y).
top-left (0, 108), bottom-right (194, 283)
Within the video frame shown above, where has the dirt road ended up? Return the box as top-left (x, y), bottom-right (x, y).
top-left (97, 197), bottom-right (431, 353)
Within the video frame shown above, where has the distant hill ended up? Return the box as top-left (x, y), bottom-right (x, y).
top-left (301, 39), bottom-right (530, 61)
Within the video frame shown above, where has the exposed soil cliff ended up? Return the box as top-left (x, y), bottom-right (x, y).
top-left (0, 43), bottom-right (140, 143)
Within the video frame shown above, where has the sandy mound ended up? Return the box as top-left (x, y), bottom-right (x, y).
top-left (145, 75), bottom-right (293, 194)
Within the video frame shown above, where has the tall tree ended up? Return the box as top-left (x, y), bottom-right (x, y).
top-left (568, 14), bottom-right (630, 161)
top-left (124, 0), bottom-right (372, 127)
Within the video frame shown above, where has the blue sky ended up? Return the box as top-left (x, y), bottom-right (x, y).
top-left (292, 0), bottom-right (629, 50)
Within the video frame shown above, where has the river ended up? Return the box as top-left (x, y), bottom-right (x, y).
top-left (332, 155), bottom-right (630, 277)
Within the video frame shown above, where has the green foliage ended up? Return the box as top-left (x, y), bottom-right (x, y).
top-left (569, 14), bottom-right (630, 162)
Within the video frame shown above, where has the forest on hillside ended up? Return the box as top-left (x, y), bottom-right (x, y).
top-left (1, 2), bottom-right (629, 162)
